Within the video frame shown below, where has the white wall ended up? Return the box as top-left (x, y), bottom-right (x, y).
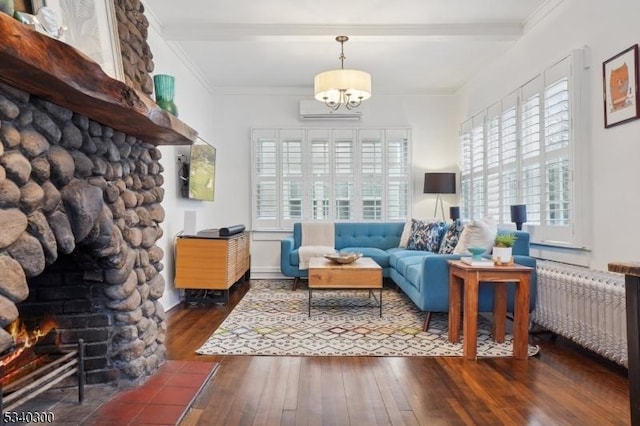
top-left (456, 0), bottom-right (640, 270)
top-left (146, 21), bottom-right (222, 309)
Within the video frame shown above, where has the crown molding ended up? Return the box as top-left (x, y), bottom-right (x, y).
top-left (160, 23), bottom-right (523, 42)
top-left (142, 1), bottom-right (215, 96)
top-left (523, 0), bottom-right (566, 33)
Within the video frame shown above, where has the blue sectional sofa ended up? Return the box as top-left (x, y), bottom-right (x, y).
top-left (280, 222), bottom-right (537, 330)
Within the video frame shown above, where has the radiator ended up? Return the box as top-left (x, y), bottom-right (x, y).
top-left (532, 260), bottom-right (627, 366)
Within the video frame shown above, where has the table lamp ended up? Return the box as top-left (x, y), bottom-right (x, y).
top-left (510, 204), bottom-right (527, 230)
top-left (450, 206), bottom-right (460, 221)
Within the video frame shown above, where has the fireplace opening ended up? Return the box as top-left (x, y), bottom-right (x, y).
top-left (0, 331), bottom-right (84, 413)
top-left (0, 315), bottom-right (58, 369)
top-left (4, 252), bottom-right (118, 388)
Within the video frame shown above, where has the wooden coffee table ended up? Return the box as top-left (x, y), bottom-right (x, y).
top-left (308, 257), bottom-right (383, 317)
top-left (447, 260), bottom-right (532, 360)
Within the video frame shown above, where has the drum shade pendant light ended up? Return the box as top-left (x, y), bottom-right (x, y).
top-left (314, 36), bottom-right (372, 110)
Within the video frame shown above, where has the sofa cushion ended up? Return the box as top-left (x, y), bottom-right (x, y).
top-left (407, 219), bottom-right (445, 251)
top-left (340, 247), bottom-right (390, 268)
top-left (396, 253), bottom-right (430, 278)
top-left (388, 248), bottom-right (427, 269)
top-left (439, 219), bottom-right (464, 254)
top-left (335, 222), bottom-right (404, 250)
top-left (404, 263), bottom-right (424, 291)
top-left (453, 216), bottom-right (497, 255)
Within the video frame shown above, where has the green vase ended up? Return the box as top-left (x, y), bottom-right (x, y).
top-left (153, 74), bottom-right (178, 117)
top-left (0, 0), bottom-right (14, 16)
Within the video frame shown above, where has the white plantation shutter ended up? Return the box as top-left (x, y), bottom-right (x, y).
top-left (386, 130), bottom-right (410, 220)
top-left (360, 130), bottom-right (384, 220)
top-left (334, 130), bottom-right (355, 220)
top-left (458, 51), bottom-right (585, 248)
top-left (486, 104), bottom-right (501, 220)
top-left (280, 130), bottom-right (304, 228)
top-left (252, 129), bottom-right (279, 229)
top-left (520, 76), bottom-right (542, 225)
top-left (500, 92), bottom-right (518, 224)
top-left (459, 120), bottom-right (472, 221)
top-left (541, 57), bottom-right (572, 243)
top-left (309, 129), bottom-right (330, 220)
top-left (470, 114), bottom-right (485, 218)
top-left (251, 128), bottom-right (411, 230)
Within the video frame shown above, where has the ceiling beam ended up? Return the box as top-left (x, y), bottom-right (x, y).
top-left (161, 23), bottom-right (523, 42)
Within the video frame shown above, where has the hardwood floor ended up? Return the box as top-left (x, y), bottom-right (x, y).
top-left (166, 281), bottom-right (630, 425)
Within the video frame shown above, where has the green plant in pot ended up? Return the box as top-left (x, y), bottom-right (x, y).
top-left (493, 233), bottom-right (517, 264)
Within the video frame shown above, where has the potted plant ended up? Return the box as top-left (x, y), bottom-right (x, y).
top-left (493, 233), bottom-right (517, 264)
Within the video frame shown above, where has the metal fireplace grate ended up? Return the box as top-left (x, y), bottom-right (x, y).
top-left (0, 339), bottom-right (85, 412)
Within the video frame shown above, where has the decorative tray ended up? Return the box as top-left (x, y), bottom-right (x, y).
top-left (323, 252), bottom-right (362, 264)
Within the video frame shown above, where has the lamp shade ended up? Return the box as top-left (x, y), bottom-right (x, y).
top-left (423, 172), bottom-right (456, 194)
top-left (510, 204), bottom-right (527, 230)
top-left (450, 206), bottom-right (460, 221)
top-left (314, 69), bottom-right (372, 104)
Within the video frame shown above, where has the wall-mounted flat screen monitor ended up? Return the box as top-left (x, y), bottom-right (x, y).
top-left (188, 139), bottom-right (216, 202)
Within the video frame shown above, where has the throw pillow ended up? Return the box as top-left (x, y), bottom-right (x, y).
top-left (438, 219), bottom-right (464, 254)
top-left (398, 218), bottom-right (437, 248)
top-left (407, 219), bottom-right (445, 252)
top-left (453, 216), bottom-right (497, 255)
top-left (398, 220), bottom-right (413, 248)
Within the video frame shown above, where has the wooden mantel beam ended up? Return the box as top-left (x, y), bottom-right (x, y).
top-left (0, 13), bottom-right (197, 146)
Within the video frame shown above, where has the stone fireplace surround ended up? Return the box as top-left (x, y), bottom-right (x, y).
top-left (0, 5), bottom-right (197, 385)
top-left (0, 81), bottom-right (168, 384)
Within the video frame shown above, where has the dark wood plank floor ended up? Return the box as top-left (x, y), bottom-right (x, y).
top-left (167, 281), bottom-right (630, 425)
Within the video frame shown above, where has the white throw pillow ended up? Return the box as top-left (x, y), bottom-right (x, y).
top-left (453, 216), bottom-right (498, 255)
top-left (398, 220), bottom-right (412, 248)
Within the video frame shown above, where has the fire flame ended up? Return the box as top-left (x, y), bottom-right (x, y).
top-left (0, 317), bottom-right (58, 367)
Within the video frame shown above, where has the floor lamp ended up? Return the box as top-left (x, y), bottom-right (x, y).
top-left (424, 172), bottom-right (456, 220)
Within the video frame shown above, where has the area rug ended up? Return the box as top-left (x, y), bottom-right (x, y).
top-left (196, 280), bottom-right (540, 357)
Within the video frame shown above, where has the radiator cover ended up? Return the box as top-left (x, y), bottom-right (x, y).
top-left (533, 261), bottom-right (627, 366)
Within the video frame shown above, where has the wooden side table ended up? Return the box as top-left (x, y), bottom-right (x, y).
top-left (447, 260), bottom-right (532, 360)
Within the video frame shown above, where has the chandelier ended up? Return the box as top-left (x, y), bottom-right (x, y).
top-left (314, 36), bottom-right (372, 110)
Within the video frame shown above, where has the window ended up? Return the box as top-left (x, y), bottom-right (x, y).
top-left (459, 51), bottom-right (586, 248)
top-left (252, 128), bottom-right (411, 230)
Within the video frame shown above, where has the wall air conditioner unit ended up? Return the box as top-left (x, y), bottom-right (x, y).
top-left (299, 100), bottom-right (362, 121)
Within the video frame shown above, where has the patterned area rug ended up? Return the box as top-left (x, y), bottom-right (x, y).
top-left (196, 280), bottom-right (540, 357)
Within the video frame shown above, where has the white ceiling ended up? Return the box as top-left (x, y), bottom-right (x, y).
top-left (144, 0), bottom-right (555, 95)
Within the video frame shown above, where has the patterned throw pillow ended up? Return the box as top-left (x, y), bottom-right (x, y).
top-left (407, 219), bottom-right (445, 252)
top-left (438, 219), bottom-right (464, 254)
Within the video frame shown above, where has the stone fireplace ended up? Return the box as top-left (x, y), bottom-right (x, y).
top-left (0, 82), bottom-right (168, 384)
top-left (0, 4), bottom-right (196, 386)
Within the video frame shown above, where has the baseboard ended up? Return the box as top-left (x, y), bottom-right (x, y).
top-left (249, 267), bottom-right (289, 280)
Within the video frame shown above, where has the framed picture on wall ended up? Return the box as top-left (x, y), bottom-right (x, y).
top-left (603, 44), bottom-right (640, 128)
top-left (30, 0), bottom-right (125, 81)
